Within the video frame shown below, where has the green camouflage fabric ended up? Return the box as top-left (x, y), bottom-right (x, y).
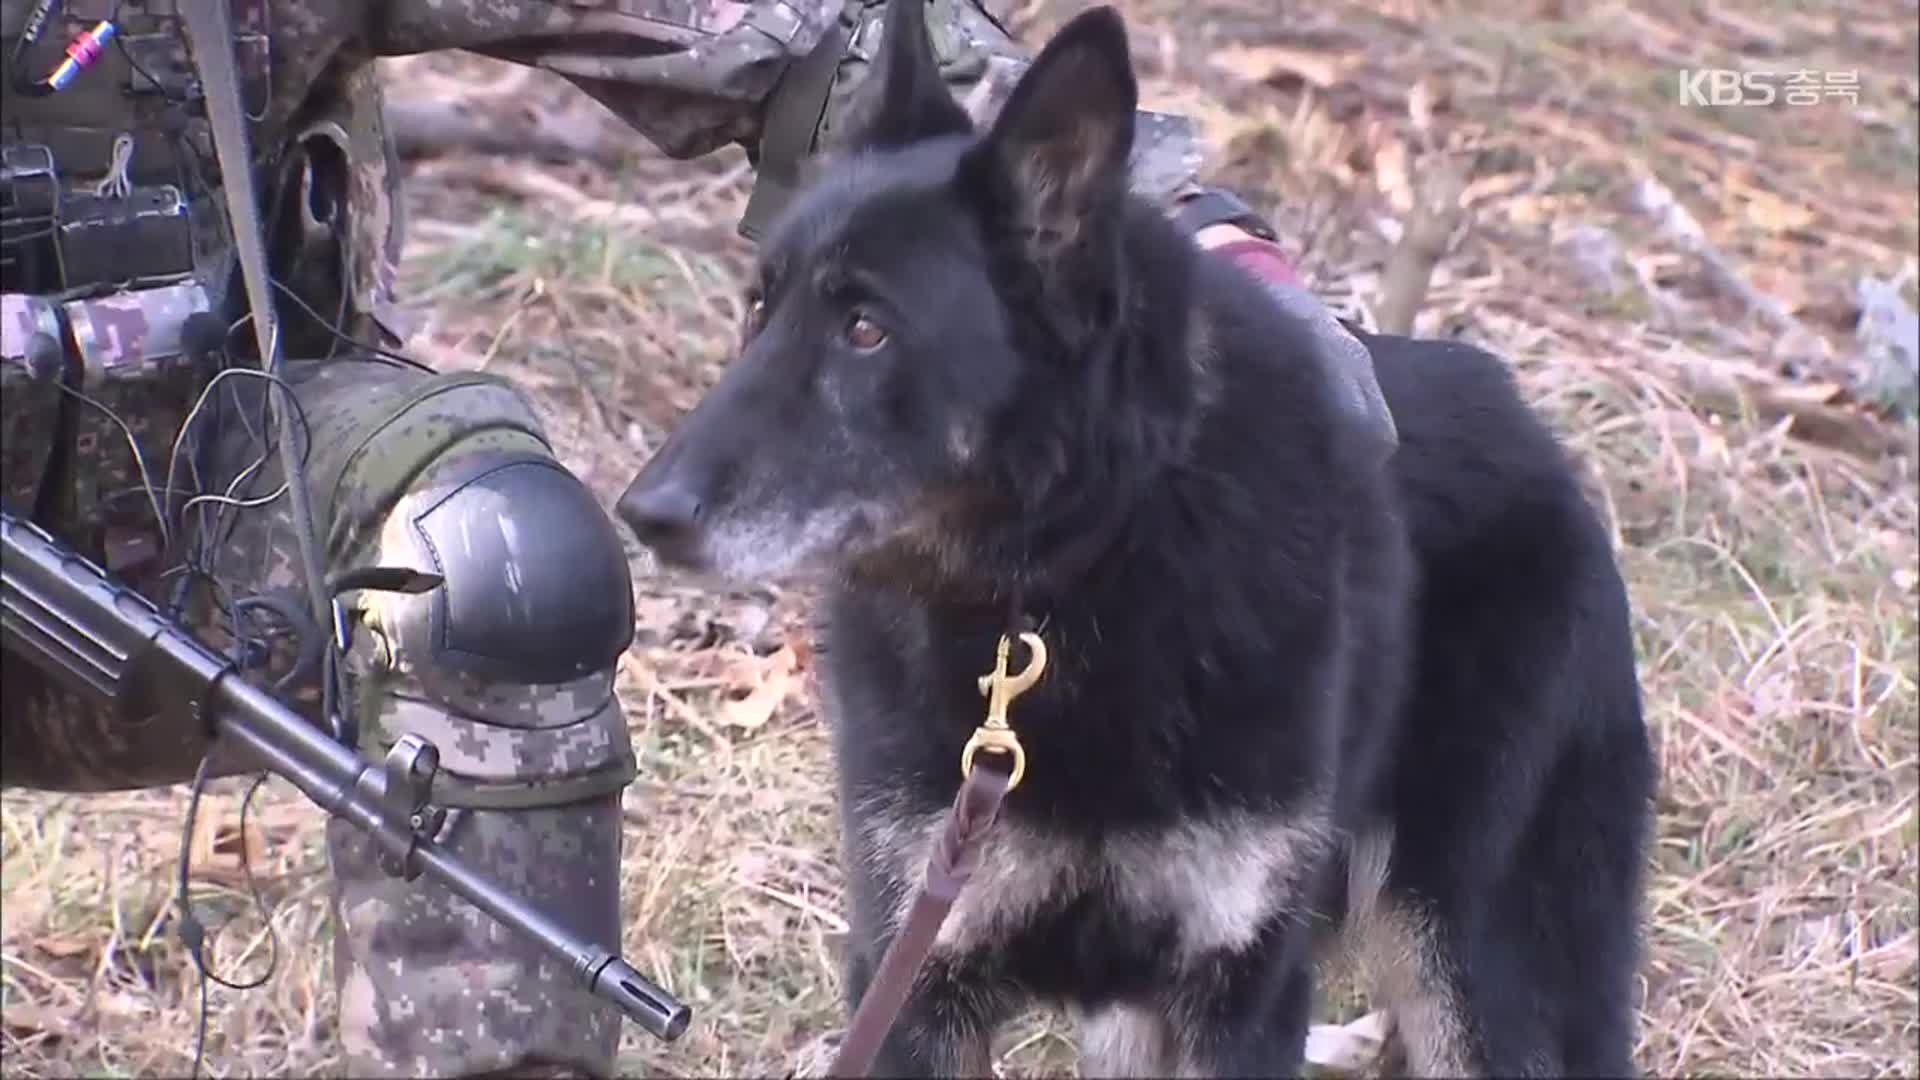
top-left (180, 0), bottom-right (1213, 360)
top-left (201, 359), bottom-right (637, 1077)
top-left (1, 294), bottom-right (65, 515)
top-left (0, 1), bottom-right (1237, 1077)
top-left (1, 358), bottom-right (639, 1077)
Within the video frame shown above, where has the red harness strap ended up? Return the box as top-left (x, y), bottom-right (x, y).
top-left (1213, 236), bottom-right (1306, 289)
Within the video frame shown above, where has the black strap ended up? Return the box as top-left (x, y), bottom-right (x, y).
top-left (1174, 187), bottom-right (1279, 241)
top-left (739, 16), bottom-right (853, 241)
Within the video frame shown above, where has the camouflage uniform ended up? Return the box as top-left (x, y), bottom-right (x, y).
top-left (1, 1), bottom-right (1385, 1077)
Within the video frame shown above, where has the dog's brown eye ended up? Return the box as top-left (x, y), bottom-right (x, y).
top-left (845, 314), bottom-right (888, 351)
top-left (743, 296), bottom-right (767, 335)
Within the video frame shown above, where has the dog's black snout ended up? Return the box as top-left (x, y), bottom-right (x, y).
top-left (618, 481), bottom-right (703, 551)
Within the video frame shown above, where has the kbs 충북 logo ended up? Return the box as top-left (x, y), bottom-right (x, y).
top-left (1676, 68), bottom-right (1861, 107)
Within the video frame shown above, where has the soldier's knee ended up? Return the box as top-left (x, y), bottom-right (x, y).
top-left (365, 444), bottom-right (635, 690)
top-left (309, 366), bottom-right (640, 800)
top-left (307, 364), bottom-right (635, 683)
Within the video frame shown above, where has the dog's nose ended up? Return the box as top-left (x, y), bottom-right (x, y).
top-left (617, 482), bottom-right (703, 551)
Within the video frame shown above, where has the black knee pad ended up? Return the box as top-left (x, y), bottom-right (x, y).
top-left (376, 448), bottom-right (634, 687)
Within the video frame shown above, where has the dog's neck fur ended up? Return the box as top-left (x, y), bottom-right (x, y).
top-left (846, 194), bottom-right (1210, 621)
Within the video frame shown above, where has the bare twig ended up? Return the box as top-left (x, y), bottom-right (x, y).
top-left (1373, 151), bottom-right (1470, 335)
top-left (1628, 174), bottom-right (1803, 337)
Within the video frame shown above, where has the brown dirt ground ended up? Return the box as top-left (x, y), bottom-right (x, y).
top-left (4, 1), bottom-right (1917, 1077)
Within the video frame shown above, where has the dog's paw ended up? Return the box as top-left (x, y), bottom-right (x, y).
top-left (788, 1029), bottom-right (844, 1079)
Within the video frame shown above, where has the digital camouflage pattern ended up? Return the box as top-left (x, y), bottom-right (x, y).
top-left (196, 359), bottom-right (639, 1076)
top-left (241, 0), bottom-right (1218, 356)
top-left (1, 354), bottom-right (643, 1075)
top-left (328, 798), bottom-right (627, 1077)
top-left (0, 0), bottom-right (1254, 1076)
top-left (0, 293), bottom-right (63, 514)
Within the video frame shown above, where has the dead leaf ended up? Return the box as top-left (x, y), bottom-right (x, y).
top-left (0, 1004), bottom-right (66, 1041)
top-left (1407, 79), bottom-right (1437, 140)
top-left (1461, 171), bottom-right (1531, 208)
top-left (787, 632), bottom-right (815, 674)
top-left (1748, 265), bottom-right (1814, 315)
top-left (1763, 380), bottom-right (1844, 407)
top-left (191, 803), bottom-right (238, 872)
top-left (96, 991), bottom-right (152, 1019)
top-left (188, 796), bottom-right (303, 886)
top-left (1741, 189), bottom-right (1816, 235)
top-left (33, 934), bottom-right (95, 959)
top-left (212, 819), bottom-right (266, 863)
top-left (1207, 44), bottom-right (1363, 89)
top-left (722, 646), bottom-right (798, 730)
top-left (1700, 2), bottom-right (1788, 50)
top-left (1372, 136), bottom-right (1413, 215)
top-left (1505, 193), bottom-right (1559, 228)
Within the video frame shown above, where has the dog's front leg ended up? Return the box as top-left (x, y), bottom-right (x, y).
top-left (842, 946), bottom-right (1014, 1078)
top-left (1162, 926), bottom-right (1319, 1078)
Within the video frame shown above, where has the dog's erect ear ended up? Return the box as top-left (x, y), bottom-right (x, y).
top-left (851, 0), bottom-right (975, 151)
top-left (962, 5), bottom-right (1137, 252)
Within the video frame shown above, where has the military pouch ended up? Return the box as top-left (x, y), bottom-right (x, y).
top-left (0, 293), bottom-right (65, 518)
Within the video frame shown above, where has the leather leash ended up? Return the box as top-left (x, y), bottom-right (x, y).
top-left (826, 628), bottom-right (1049, 1078)
top-left (826, 490), bottom-right (1133, 1077)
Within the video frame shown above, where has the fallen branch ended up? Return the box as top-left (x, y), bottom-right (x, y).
top-left (1628, 174), bottom-right (1802, 336)
top-left (1672, 359), bottom-right (1915, 462)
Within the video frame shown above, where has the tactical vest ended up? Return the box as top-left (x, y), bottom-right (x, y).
top-left (0, 0), bottom-right (391, 574)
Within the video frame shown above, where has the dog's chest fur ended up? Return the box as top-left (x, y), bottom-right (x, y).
top-left (857, 791), bottom-right (1330, 968)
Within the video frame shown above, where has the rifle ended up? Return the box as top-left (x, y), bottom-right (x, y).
top-left (0, 508), bottom-right (692, 1044)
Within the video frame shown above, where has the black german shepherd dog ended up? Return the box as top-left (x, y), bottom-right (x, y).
top-left (617, 1), bottom-right (1655, 1074)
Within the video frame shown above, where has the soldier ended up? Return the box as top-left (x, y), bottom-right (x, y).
top-left (0, 2), bottom-right (1395, 1079)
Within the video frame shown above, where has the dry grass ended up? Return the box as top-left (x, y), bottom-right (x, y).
top-left (4, 1), bottom-right (1917, 1077)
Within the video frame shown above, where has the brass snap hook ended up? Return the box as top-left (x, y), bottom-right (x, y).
top-left (960, 631), bottom-right (1047, 791)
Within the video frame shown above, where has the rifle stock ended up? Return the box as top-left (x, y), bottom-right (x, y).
top-left (0, 509), bottom-right (691, 1043)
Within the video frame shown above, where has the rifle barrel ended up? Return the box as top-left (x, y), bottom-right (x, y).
top-left (1, 510), bottom-right (691, 1042)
